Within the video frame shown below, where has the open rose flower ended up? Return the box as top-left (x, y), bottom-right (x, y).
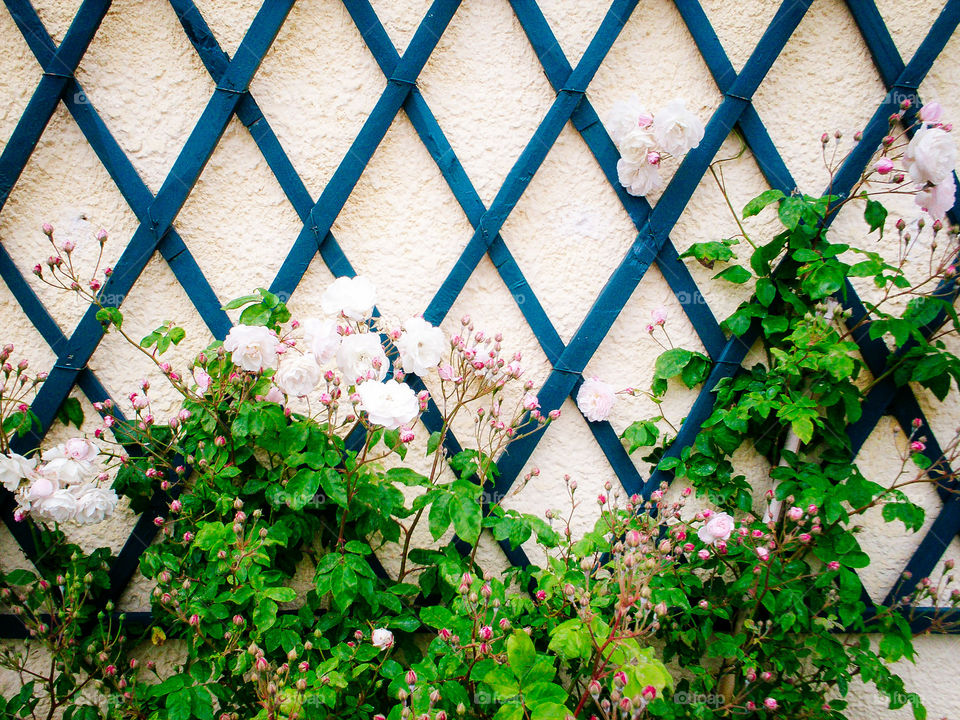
top-left (371, 628), bottom-right (394, 650)
top-left (43, 441), bottom-right (100, 486)
top-left (915, 173), bottom-right (956, 219)
top-left (223, 324), bottom-right (279, 373)
top-left (617, 159), bottom-right (662, 197)
top-left (321, 275), bottom-right (376, 321)
top-left (904, 125), bottom-right (956, 185)
top-left (652, 99), bottom-right (704, 156)
top-left (275, 354), bottom-right (322, 397)
top-left (356, 380), bottom-right (419, 430)
top-left (606, 94), bottom-right (654, 147)
top-left (33, 488), bottom-right (78, 524)
top-left (618, 127), bottom-right (659, 165)
top-left (0, 452), bottom-right (36, 492)
top-left (193, 366), bottom-right (212, 392)
top-left (301, 317), bottom-right (341, 364)
top-left (395, 316), bottom-right (446, 376)
top-left (697, 512), bottom-right (734, 546)
top-left (576, 377), bottom-right (616, 422)
top-left (72, 484), bottom-right (118, 524)
top-left (337, 333), bottom-right (389, 383)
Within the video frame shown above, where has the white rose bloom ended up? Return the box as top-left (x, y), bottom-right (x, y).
top-left (337, 333), bottom-right (389, 384)
top-left (224, 324), bottom-right (279, 373)
top-left (72, 484), bottom-right (118, 524)
top-left (617, 158), bottom-right (662, 197)
top-left (356, 380), bottom-right (419, 430)
top-left (371, 627), bottom-right (394, 650)
top-left (618, 127), bottom-right (658, 164)
top-left (321, 276), bottom-right (377, 321)
top-left (0, 452), bottom-right (36, 492)
top-left (576, 377), bottom-right (616, 422)
top-left (275, 354), bottom-right (323, 397)
top-left (606, 94), bottom-right (653, 147)
top-left (42, 443), bottom-right (99, 486)
top-left (905, 126), bottom-right (957, 185)
top-left (34, 488), bottom-right (78, 524)
top-left (301, 317), bottom-right (341, 364)
top-left (395, 317), bottom-right (446, 376)
top-left (24, 471), bottom-right (58, 507)
top-left (916, 174), bottom-right (957, 219)
top-left (652, 99), bottom-right (705, 156)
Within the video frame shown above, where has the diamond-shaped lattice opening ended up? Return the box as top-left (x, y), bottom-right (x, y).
top-left (531, 0), bottom-right (611, 66)
top-left (500, 397), bottom-right (622, 563)
top-left (190, 0), bottom-right (263, 56)
top-left (670, 133), bottom-right (778, 324)
top-left (174, 116), bottom-right (305, 306)
top-left (432, 256), bottom-right (553, 443)
top-left (0, 8), bottom-right (41, 148)
top-left (875, 0), bottom-right (948, 63)
top-left (417, 0), bottom-right (556, 205)
top-left (582, 264), bottom-right (710, 477)
top-left (249, 0), bottom-right (385, 198)
top-left (368, 0), bottom-right (432, 55)
top-left (30, 0), bottom-right (82, 44)
top-left (73, 0), bottom-right (216, 192)
top-left (698, 0), bottom-right (781, 72)
top-left (501, 122), bottom-right (638, 343)
top-left (0, 104), bottom-right (137, 334)
top-left (855, 418), bottom-right (949, 603)
top-left (752, 0), bottom-right (887, 194)
top-left (86, 257), bottom-right (214, 420)
top-left (590, 0), bottom-right (722, 201)
top-left (330, 114), bottom-right (476, 318)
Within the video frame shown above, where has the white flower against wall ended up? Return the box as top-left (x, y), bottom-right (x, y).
top-left (33, 488), bottom-right (79, 524)
top-left (652, 99), bottom-right (705, 156)
top-left (617, 159), bottom-right (663, 197)
top-left (395, 316), bottom-right (446, 376)
top-left (337, 333), bottom-right (388, 383)
top-left (915, 174), bottom-right (956, 219)
top-left (302, 317), bottom-right (341, 364)
top-left (321, 276), bottom-right (377, 321)
top-left (356, 379), bottom-right (419, 430)
top-left (276, 353), bottom-right (323, 397)
top-left (576, 377), bottom-right (616, 422)
top-left (605, 94), bottom-right (654, 147)
top-left (697, 512), bottom-right (734, 545)
top-left (72, 484), bottom-right (119, 524)
top-left (904, 125), bottom-right (956, 186)
top-left (224, 324), bottom-right (280, 373)
top-left (0, 452), bottom-right (36, 492)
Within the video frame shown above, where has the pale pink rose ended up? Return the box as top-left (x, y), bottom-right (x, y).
top-left (919, 101), bottom-right (943, 124)
top-left (606, 95), bottom-right (654, 146)
top-left (916, 174), bottom-right (956, 219)
top-left (395, 316), bottom-right (445, 376)
top-left (193, 367), bottom-right (212, 392)
top-left (617, 158), bottom-right (662, 197)
top-left (275, 354), bottom-right (322, 397)
top-left (321, 276), bottom-right (376, 321)
top-left (301, 317), bottom-right (341, 364)
top-left (904, 126), bottom-right (956, 185)
top-left (576, 377), bottom-right (616, 422)
top-left (618, 127), bottom-right (658, 165)
top-left (64, 438), bottom-right (99, 463)
top-left (652, 99), bottom-right (705, 155)
top-left (522, 393), bottom-right (540, 411)
top-left (223, 325), bottom-right (279, 373)
top-left (337, 333), bottom-right (388, 384)
top-left (0, 452), bottom-right (36, 492)
top-left (697, 512), bottom-right (734, 545)
top-left (756, 546), bottom-right (770, 562)
top-left (651, 307), bottom-right (667, 325)
top-left (371, 628), bottom-right (394, 650)
top-left (263, 387), bottom-right (285, 404)
top-left (786, 506), bottom-right (803, 521)
top-left (356, 380), bottom-right (419, 430)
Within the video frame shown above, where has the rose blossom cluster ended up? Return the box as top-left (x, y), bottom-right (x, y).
top-left (874, 101), bottom-right (957, 219)
top-left (0, 439), bottom-right (118, 525)
top-left (607, 96), bottom-right (705, 196)
top-left (219, 276), bottom-right (446, 432)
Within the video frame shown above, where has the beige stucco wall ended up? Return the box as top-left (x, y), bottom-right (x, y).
top-left (0, 0), bottom-right (959, 716)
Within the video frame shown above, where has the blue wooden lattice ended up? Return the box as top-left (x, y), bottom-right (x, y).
top-left (0, 0), bottom-right (958, 636)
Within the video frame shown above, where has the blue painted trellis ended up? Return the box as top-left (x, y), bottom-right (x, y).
top-left (0, 0), bottom-right (957, 639)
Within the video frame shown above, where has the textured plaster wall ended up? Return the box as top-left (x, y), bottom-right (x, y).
top-left (0, 0), bottom-right (959, 716)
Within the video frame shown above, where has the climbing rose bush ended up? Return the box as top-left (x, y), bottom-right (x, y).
top-left (0, 102), bottom-right (959, 720)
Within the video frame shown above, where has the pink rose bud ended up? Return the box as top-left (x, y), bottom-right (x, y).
top-left (764, 698), bottom-right (778, 710)
top-left (97, 228), bottom-right (108, 243)
top-left (42, 223), bottom-right (53, 236)
top-left (406, 670), bottom-right (417, 686)
top-left (535, 590), bottom-right (546, 601)
top-left (646, 151), bottom-right (661, 166)
top-left (827, 561), bottom-right (840, 571)
top-left (761, 671), bottom-right (772, 681)
top-left (875, 157), bottom-right (894, 175)
top-left (214, 435), bottom-right (226, 447)
top-left (911, 440), bottom-right (926, 452)
top-left (787, 506), bottom-right (803, 521)
top-left (189, 614), bottom-right (200, 627)
top-left (589, 680), bottom-right (602, 696)
top-left (170, 500), bottom-right (182, 513)
top-left (613, 671), bottom-right (628, 687)
top-left (806, 504), bottom-right (818, 515)
top-left (920, 101), bottom-right (943, 124)
top-left (642, 686), bottom-right (657, 701)
top-left (256, 656), bottom-right (268, 671)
